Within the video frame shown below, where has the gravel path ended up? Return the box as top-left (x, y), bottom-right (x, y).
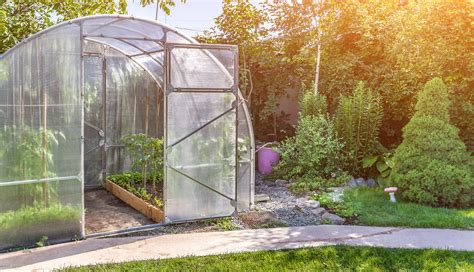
top-left (254, 174), bottom-right (323, 226)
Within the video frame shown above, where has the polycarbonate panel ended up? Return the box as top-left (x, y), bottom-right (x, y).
top-left (84, 56), bottom-right (104, 187)
top-left (131, 54), bottom-right (164, 85)
top-left (83, 18), bottom-right (164, 40)
top-left (0, 179), bottom-right (82, 249)
top-left (126, 39), bottom-right (163, 53)
top-left (0, 24), bottom-right (82, 250)
top-left (167, 92), bottom-right (235, 143)
top-left (104, 49), bottom-right (163, 175)
top-left (167, 102), bottom-right (236, 199)
top-left (87, 37), bottom-right (142, 56)
top-left (166, 169), bottom-right (234, 221)
top-left (236, 103), bottom-right (252, 211)
top-left (169, 47), bottom-right (235, 89)
top-left (165, 91), bottom-right (237, 221)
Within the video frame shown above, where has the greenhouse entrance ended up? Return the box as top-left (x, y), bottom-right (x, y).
top-left (0, 15), bottom-right (255, 249)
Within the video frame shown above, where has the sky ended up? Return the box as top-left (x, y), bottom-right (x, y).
top-left (126, 0), bottom-right (261, 37)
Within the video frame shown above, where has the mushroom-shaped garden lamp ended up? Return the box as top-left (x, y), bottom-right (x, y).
top-left (384, 187), bottom-right (398, 203)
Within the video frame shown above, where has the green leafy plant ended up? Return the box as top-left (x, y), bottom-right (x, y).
top-left (121, 134), bottom-right (163, 189)
top-left (362, 152), bottom-right (394, 188)
top-left (289, 173), bottom-right (350, 194)
top-left (390, 78), bottom-right (474, 208)
top-left (313, 192), bottom-right (358, 218)
top-left (335, 82), bottom-right (384, 177)
top-left (35, 236), bottom-right (48, 247)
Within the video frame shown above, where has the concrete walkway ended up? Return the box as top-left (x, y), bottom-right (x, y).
top-left (1, 225), bottom-right (473, 271)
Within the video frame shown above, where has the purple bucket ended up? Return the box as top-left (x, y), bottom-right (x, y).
top-left (257, 147), bottom-right (280, 174)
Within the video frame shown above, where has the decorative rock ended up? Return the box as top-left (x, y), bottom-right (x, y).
top-left (305, 200), bottom-right (320, 209)
top-left (355, 177), bottom-right (367, 187)
top-left (366, 178), bottom-right (377, 188)
top-left (311, 207), bottom-right (326, 216)
top-left (347, 177), bottom-right (358, 188)
top-left (322, 213), bottom-right (345, 225)
top-left (275, 179), bottom-right (288, 186)
top-left (255, 194), bottom-right (271, 203)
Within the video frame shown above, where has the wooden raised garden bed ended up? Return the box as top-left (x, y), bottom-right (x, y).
top-left (104, 179), bottom-right (164, 223)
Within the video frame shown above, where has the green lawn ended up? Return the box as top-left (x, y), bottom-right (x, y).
top-left (343, 188), bottom-right (474, 229)
top-left (62, 246), bottom-right (473, 271)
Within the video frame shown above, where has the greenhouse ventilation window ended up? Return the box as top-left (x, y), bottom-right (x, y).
top-left (0, 15), bottom-right (255, 250)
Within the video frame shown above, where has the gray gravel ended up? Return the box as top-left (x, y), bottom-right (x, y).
top-left (255, 174), bottom-right (324, 226)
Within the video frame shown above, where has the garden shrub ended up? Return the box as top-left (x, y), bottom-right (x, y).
top-left (390, 78), bottom-right (474, 208)
top-left (299, 84), bottom-right (327, 118)
top-left (335, 82), bottom-right (383, 177)
top-left (273, 113), bottom-right (348, 191)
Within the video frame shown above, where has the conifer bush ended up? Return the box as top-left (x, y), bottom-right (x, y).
top-left (390, 78), bottom-right (474, 208)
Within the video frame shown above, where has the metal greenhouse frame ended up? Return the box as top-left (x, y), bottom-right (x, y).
top-left (0, 15), bottom-right (255, 250)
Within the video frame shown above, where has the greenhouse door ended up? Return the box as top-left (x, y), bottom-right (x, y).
top-left (164, 43), bottom-right (239, 222)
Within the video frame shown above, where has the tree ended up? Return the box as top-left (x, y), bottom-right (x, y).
top-left (199, 0), bottom-right (295, 140)
top-left (390, 78), bottom-right (473, 208)
top-left (0, 0), bottom-right (186, 54)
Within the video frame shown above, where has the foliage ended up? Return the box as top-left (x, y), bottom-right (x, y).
top-left (108, 172), bottom-right (163, 208)
top-left (343, 188), bottom-right (474, 230)
top-left (390, 78), bottom-right (474, 208)
top-left (61, 246), bottom-right (474, 271)
top-left (313, 192), bottom-right (358, 218)
top-left (299, 83), bottom-right (327, 118)
top-left (205, 1), bottom-right (473, 150)
top-left (0, 126), bottom-right (65, 207)
top-left (362, 152), bottom-right (394, 188)
top-left (121, 134), bottom-right (163, 189)
top-left (273, 114), bottom-right (347, 191)
top-left (334, 82), bottom-right (383, 177)
top-left (0, 204), bottom-right (81, 249)
top-left (0, 0), bottom-right (185, 54)
top-left (289, 173), bottom-right (350, 195)
top-left (199, 0), bottom-right (294, 141)
top-left (204, 217), bottom-right (240, 231)
top-left (139, 0), bottom-right (186, 16)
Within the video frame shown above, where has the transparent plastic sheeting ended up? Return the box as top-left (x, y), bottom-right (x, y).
top-left (166, 92), bottom-right (237, 221)
top-left (165, 45), bottom-right (250, 222)
top-left (0, 15), bottom-right (255, 248)
top-left (0, 25), bottom-right (82, 249)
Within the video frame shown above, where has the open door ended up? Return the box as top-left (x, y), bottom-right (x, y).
top-left (164, 43), bottom-right (239, 222)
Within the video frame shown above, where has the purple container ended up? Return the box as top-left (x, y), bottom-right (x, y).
top-left (258, 147), bottom-right (280, 174)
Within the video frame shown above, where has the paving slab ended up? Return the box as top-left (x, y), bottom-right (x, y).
top-left (0, 225), bottom-right (473, 271)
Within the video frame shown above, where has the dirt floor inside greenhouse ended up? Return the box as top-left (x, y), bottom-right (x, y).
top-left (85, 188), bottom-right (154, 234)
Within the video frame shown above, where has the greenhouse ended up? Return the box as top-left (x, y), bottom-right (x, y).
top-left (0, 15), bottom-right (255, 250)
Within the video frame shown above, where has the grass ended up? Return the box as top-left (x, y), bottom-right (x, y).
top-left (343, 188), bottom-right (474, 229)
top-left (61, 245), bottom-right (474, 271)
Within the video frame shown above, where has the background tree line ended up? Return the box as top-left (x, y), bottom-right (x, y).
top-left (201, 0), bottom-right (473, 151)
